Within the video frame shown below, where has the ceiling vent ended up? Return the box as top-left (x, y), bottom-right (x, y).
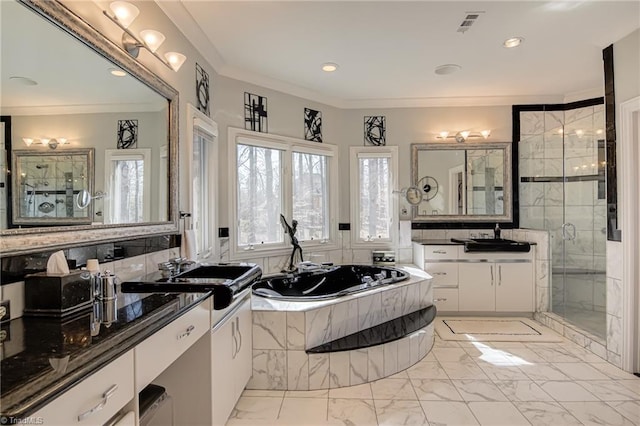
top-left (457, 12), bottom-right (484, 33)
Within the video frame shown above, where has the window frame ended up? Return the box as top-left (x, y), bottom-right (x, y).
top-left (186, 103), bottom-right (218, 261)
top-left (104, 148), bottom-right (151, 224)
top-left (229, 127), bottom-right (338, 260)
top-left (349, 146), bottom-right (399, 248)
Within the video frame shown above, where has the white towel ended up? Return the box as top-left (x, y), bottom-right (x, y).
top-left (46, 250), bottom-right (70, 275)
top-left (181, 229), bottom-right (197, 262)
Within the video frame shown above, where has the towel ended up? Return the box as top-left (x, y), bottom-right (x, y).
top-left (46, 250), bottom-right (70, 275)
top-left (181, 229), bottom-right (197, 262)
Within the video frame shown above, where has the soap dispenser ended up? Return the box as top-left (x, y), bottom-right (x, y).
top-left (494, 223), bottom-right (501, 240)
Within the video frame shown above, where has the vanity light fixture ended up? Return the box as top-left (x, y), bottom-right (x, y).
top-left (103, 2), bottom-right (187, 72)
top-left (436, 130), bottom-right (491, 143)
top-left (23, 137), bottom-right (69, 150)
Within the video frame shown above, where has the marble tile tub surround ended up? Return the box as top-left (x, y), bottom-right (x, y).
top-left (249, 269), bottom-right (434, 390)
top-left (229, 333), bottom-right (640, 426)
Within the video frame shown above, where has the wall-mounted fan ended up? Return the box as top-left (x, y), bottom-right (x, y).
top-left (417, 176), bottom-right (439, 201)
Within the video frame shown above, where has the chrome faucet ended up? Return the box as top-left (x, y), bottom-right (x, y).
top-left (168, 257), bottom-right (195, 275)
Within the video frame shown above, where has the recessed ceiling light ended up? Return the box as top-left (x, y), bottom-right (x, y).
top-left (503, 37), bottom-right (524, 48)
top-left (434, 64), bottom-right (462, 75)
top-left (109, 68), bottom-right (127, 77)
top-left (9, 76), bottom-right (38, 86)
top-left (322, 62), bottom-right (338, 72)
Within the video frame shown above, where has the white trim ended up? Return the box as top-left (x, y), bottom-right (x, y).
top-left (620, 95), bottom-right (640, 373)
top-left (186, 103), bottom-right (219, 261)
top-left (228, 127), bottom-right (339, 260)
top-left (349, 146), bottom-right (399, 248)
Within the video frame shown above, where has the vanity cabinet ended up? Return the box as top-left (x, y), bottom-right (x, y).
top-left (211, 297), bottom-right (252, 426)
top-left (458, 261), bottom-right (533, 312)
top-left (32, 350), bottom-right (134, 426)
top-left (135, 298), bottom-right (211, 392)
top-left (413, 242), bottom-right (534, 313)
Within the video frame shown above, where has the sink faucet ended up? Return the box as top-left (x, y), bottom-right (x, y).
top-left (494, 223), bottom-right (501, 239)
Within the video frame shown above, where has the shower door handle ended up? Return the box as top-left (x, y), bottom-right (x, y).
top-left (562, 222), bottom-right (577, 241)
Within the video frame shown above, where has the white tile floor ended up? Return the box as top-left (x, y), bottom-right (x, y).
top-left (227, 335), bottom-right (640, 425)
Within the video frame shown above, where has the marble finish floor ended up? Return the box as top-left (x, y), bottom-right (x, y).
top-left (227, 335), bottom-right (640, 426)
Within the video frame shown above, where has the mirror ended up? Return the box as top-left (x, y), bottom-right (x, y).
top-left (0, 0), bottom-right (178, 255)
top-left (12, 149), bottom-right (94, 225)
top-left (411, 142), bottom-right (513, 223)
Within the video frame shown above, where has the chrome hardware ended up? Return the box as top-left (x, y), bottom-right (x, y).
top-left (77, 384), bottom-right (118, 421)
top-left (374, 272), bottom-right (386, 282)
top-left (362, 276), bottom-right (374, 286)
top-left (169, 257), bottom-right (195, 275)
top-left (432, 272), bottom-right (447, 276)
top-left (498, 265), bottom-right (502, 286)
top-left (490, 265), bottom-right (494, 285)
top-left (177, 325), bottom-right (195, 340)
top-left (433, 250), bottom-right (447, 254)
top-left (158, 262), bottom-right (175, 278)
top-left (434, 298), bottom-right (448, 302)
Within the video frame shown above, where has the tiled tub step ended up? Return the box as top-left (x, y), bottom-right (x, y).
top-left (307, 305), bottom-right (437, 353)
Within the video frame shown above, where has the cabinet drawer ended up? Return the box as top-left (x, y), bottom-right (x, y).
top-left (33, 350), bottom-right (134, 426)
top-left (457, 246), bottom-right (534, 261)
top-left (424, 245), bottom-right (458, 260)
top-left (433, 288), bottom-right (458, 312)
top-left (135, 298), bottom-right (211, 391)
top-left (424, 263), bottom-right (458, 287)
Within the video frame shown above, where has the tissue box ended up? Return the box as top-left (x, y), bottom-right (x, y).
top-left (24, 271), bottom-right (93, 317)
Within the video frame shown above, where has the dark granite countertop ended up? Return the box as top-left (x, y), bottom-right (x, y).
top-left (413, 238), bottom-right (536, 245)
top-left (0, 291), bottom-right (211, 419)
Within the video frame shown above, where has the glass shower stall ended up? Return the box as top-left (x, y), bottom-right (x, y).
top-left (519, 102), bottom-right (607, 338)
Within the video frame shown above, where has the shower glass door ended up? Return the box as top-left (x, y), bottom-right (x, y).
top-left (519, 102), bottom-right (606, 339)
top-left (558, 106), bottom-right (607, 338)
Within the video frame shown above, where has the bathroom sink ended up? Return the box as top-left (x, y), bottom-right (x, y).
top-left (121, 263), bottom-right (262, 310)
top-left (450, 238), bottom-right (531, 253)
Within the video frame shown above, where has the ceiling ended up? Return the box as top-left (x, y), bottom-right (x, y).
top-left (160, 1), bottom-right (640, 108)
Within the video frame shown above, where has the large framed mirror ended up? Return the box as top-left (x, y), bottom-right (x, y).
top-left (0, 0), bottom-right (178, 255)
top-left (411, 142), bottom-right (513, 223)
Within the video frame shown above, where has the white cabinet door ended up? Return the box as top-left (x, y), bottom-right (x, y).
top-left (234, 299), bottom-right (253, 400)
top-left (458, 263), bottom-right (495, 311)
top-left (211, 315), bottom-right (235, 426)
top-left (495, 262), bottom-right (534, 312)
top-left (433, 288), bottom-right (459, 312)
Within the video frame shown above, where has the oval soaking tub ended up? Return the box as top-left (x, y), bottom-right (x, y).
top-left (252, 265), bottom-right (408, 301)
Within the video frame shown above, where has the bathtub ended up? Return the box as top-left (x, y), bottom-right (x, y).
top-left (248, 265), bottom-right (435, 391)
top-left (251, 265), bottom-right (408, 301)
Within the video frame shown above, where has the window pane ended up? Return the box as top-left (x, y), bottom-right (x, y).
top-left (292, 152), bottom-right (329, 241)
top-left (237, 144), bottom-right (283, 245)
top-left (192, 131), bottom-right (211, 256)
top-left (358, 157), bottom-right (391, 240)
top-left (110, 159), bottom-right (144, 223)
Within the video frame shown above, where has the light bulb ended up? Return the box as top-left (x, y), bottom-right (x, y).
top-left (140, 30), bottom-right (166, 53)
top-left (460, 131), bottom-right (471, 140)
top-left (23, 138), bottom-right (34, 146)
top-left (109, 1), bottom-right (139, 29)
top-left (439, 131), bottom-right (449, 139)
top-left (481, 130), bottom-right (491, 139)
top-left (164, 52), bottom-right (186, 72)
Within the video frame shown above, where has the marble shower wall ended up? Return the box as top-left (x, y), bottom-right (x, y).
top-left (519, 105), bottom-right (607, 314)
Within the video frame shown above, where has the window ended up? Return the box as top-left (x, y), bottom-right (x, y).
top-left (236, 143), bottom-right (283, 246)
top-left (104, 149), bottom-right (150, 224)
top-left (230, 128), bottom-right (337, 257)
top-left (187, 103), bottom-right (218, 260)
top-left (350, 146), bottom-right (398, 245)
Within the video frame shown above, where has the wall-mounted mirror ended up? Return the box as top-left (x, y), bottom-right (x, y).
top-left (0, 0), bottom-right (178, 255)
top-left (411, 142), bottom-right (513, 223)
top-left (12, 149), bottom-right (94, 225)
